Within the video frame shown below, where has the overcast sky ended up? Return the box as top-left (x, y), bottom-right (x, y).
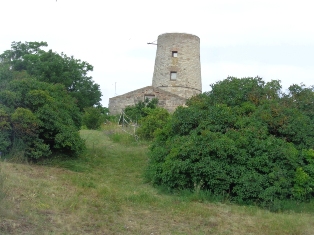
top-left (1, 0), bottom-right (314, 106)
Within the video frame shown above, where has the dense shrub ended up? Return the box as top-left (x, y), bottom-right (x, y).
top-left (124, 98), bottom-right (158, 122)
top-left (137, 107), bottom-right (170, 140)
top-left (0, 41), bottom-right (101, 110)
top-left (146, 77), bottom-right (314, 207)
top-left (122, 98), bottom-right (170, 140)
top-left (0, 41), bottom-right (102, 160)
top-left (0, 77), bottom-right (85, 160)
top-left (82, 106), bottom-right (106, 130)
top-left (0, 108), bottom-right (11, 154)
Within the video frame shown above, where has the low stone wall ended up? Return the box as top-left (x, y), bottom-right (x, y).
top-left (109, 86), bottom-right (187, 115)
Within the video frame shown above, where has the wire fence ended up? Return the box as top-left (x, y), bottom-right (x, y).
top-left (118, 111), bottom-right (139, 141)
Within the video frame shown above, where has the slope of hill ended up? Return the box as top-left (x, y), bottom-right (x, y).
top-left (0, 129), bottom-right (314, 234)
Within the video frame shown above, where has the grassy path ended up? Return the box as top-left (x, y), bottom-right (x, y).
top-left (1, 129), bottom-right (314, 234)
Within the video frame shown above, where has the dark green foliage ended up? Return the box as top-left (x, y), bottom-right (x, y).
top-left (10, 107), bottom-right (51, 159)
top-left (137, 107), bottom-right (170, 140)
top-left (146, 76), bottom-right (314, 207)
top-left (0, 41), bottom-right (103, 160)
top-left (82, 106), bottom-right (106, 130)
top-left (123, 98), bottom-right (170, 140)
top-left (0, 41), bottom-right (101, 110)
top-left (0, 107), bottom-right (11, 154)
top-left (124, 98), bottom-right (158, 122)
top-left (0, 74), bottom-right (85, 159)
top-left (205, 76), bottom-right (281, 106)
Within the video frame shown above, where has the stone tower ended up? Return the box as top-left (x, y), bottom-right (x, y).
top-left (152, 33), bottom-right (202, 99)
top-left (108, 32), bottom-right (202, 114)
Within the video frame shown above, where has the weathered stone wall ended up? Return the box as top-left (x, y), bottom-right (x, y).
top-left (109, 86), bottom-right (187, 115)
top-left (152, 33), bottom-right (202, 99)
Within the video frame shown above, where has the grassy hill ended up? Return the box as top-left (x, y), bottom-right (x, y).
top-left (1, 128), bottom-right (314, 234)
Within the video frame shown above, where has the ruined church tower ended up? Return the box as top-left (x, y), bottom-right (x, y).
top-left (152, 33), bottom-right (202, 99)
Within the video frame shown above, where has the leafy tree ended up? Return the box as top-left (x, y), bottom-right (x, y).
top-left (122, 98), bottom-right (170, 140)
top-left (146, 77), bottom-right (314, 207)
top-left (0, 75), bottom-right (85, 160)
top-left (82, 106), bottom-right (106, 130)
top-left (0, 41), bottom-right (103, 159)
top-left (10, 107), bottom-right (51, 159)
top-left (124, 98), bottom-right (158, 122)
top-left (0, 41), bottom-right (101, 110)
top-left (0, 107), bottom-right (11, 154)
top-left (136, 107), bottom-right (170, 140)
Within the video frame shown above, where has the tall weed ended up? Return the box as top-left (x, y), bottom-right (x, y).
top-left (0, 167), bottom-right (6, 202)
top-left (109, 132), bottom-right (138, 144)
top-left (5, 138), bottom-right (28, 163)
top-left (103, 123), bottom-right (141, 145)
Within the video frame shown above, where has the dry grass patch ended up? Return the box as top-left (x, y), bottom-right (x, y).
top-left (0, 128), bottom-right (314, 234)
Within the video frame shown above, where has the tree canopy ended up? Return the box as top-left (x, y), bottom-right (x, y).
top-left (146, 77), bottom-right (314, 208)
top-left (0, 75), bottom-right (85, 159)
top-left (0, 41), bottom-right (102, 160)
top-left (0, 41), bottom-right (101, 110)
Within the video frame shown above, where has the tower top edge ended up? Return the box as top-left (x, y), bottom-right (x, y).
top-left (158, 32), bottom-right (200, 39)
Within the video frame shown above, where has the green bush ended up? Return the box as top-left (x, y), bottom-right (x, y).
top-left (82, 106), bottom-right (105, 130)
top-left (137, 107), bottom-right (170, 140)
top-left (124, 98), bottom-right (158, 122)
top-left (0, 78), bottom-right (85, 160)
top-left (0, 41), bottom-right (104, 160)
top-left (0, 108), bottom-right (11, 155)
top-left (146, 77), bottom-right (314, 208)
top-left (0, 41), bottom-right (102, 110)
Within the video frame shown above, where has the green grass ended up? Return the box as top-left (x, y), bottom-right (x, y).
top-left (0, 168), bottom-right (6, 202)
top-left (1, 126), bottom-right (314, 234)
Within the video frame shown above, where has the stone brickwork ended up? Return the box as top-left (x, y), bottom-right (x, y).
top-left (109, 86), bottom-right (187, 114)
top-left (108, 33), bottom-right (202, 115)
top-left (152, 33), bottom-right (202, 99)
